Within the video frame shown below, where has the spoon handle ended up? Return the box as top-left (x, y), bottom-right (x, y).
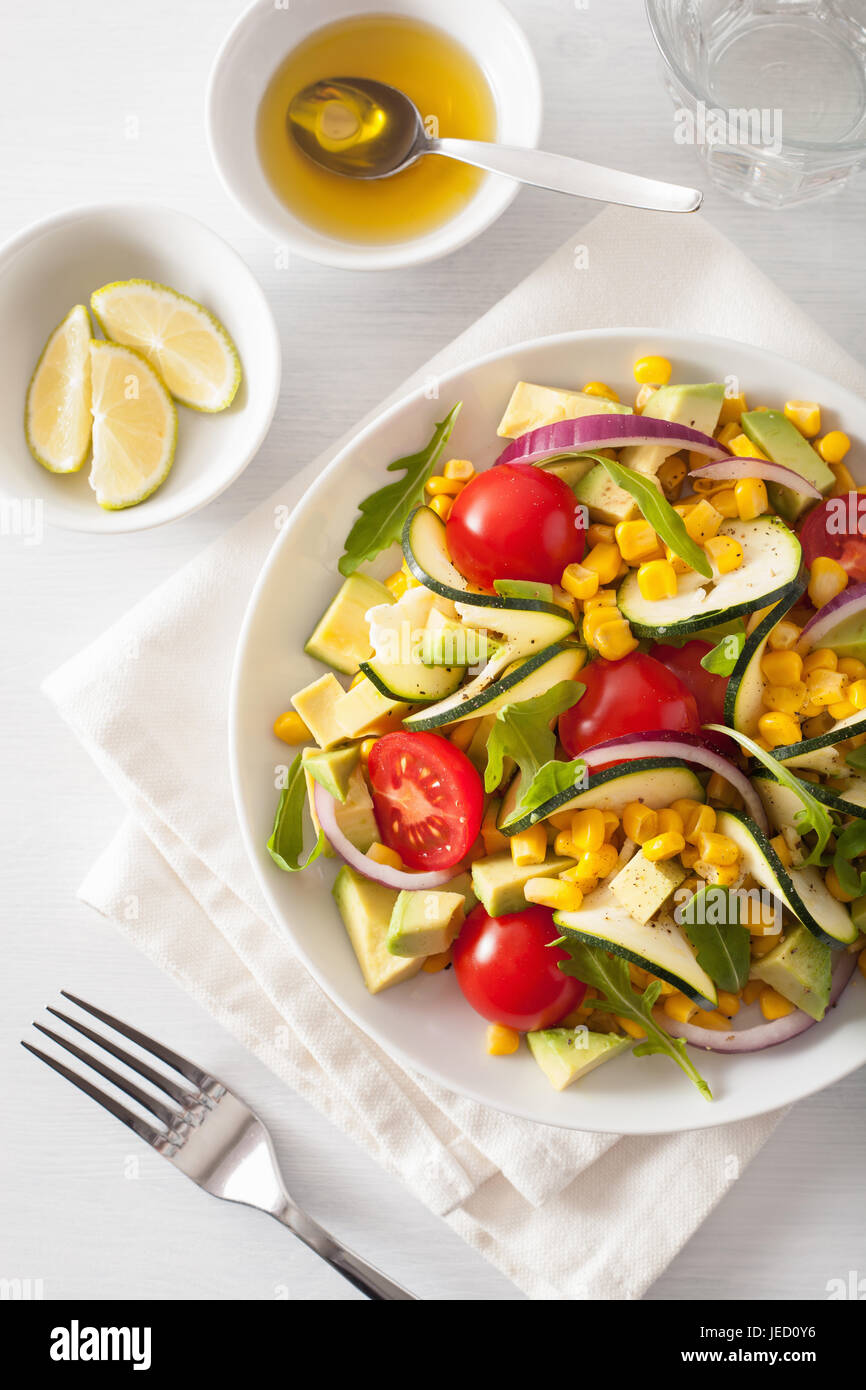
top-left (429, 139), bottom-right (702, 214)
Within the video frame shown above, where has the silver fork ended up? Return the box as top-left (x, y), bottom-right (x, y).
top-left (22, 992), bottom-right (416, 1301)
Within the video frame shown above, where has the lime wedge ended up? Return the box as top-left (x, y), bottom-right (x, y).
top-left (25, 304), bottom-right (93, 472)
top-left (89, 342), bottom-right (177, 509)
top-left (90, 279), bottom-right (241, 412)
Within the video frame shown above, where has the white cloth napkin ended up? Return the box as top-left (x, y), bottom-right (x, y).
top-left (43, 205), bottom-right (866, 1300)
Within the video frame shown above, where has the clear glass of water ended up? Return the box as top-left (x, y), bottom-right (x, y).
top-left (645, 1), bottom-right (866, 207)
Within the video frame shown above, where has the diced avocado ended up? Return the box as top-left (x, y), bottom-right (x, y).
top-left (609, 849), bottom-right (686, 925)
top-left (303, 745), bottom-right (360, 802)
top-left (471, 853), bottom-right (574, 917)
top-left (445, 870), bottom-right (478, 913)
top-left (527, 1028), bottom-right (631, 1090)
top-left (497, 381), bottom-right (632, 438)
top-left (292, 673), bottom-right (347, 749)
top-left (333, 765), bottom-right (379, 852)
top-left (741, 409), bottom-right (835, 521)
top-left (750, 922), bottom-right (832, 1021)
top-left (621, 383), bottom-right (725, 476)
top-left (333, 677), bottom-right (409, 738)
top-left (305, 573), bottom-right (392, 675)
top-left (539, 456), bottom-right (598, 490)
top-left (419, 611), bottom-right (498, 668)
top-left (573, 463), bottom-right (641, 525)
top-left (387, 889), bottom-right (466, 957)
top-left (332, 866), bottom-right (425, 994)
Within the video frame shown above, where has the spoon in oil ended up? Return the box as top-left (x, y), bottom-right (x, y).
top-left (288, 77), bottom-right (702, 214)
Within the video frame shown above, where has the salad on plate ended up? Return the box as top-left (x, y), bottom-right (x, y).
top-left (267, 354), bottom-right (866, 1101)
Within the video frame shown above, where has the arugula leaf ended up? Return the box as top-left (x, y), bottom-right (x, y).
top-left (845, 744), bottom-right (866, 773)
top-left (700, 621), bottom-right (746, 677)
top-left (705, 723), bottom-right (835, 867)
top-left (338, 403), bottom-right (461, 577)
top-left (267, 753), bottom-right (326, 873)
top-left (580, 451), bottom-right (712, 578)
top-left (679, 887), bottom-right (750, 992)
top-left (557, 940), bottom-right (712, 1100)
top-left (502, 756), bottom-right (587, 827)
top-left (485, 682), bottom-right (584, 798)
top-left (832, 819), bottom-right (866, 899)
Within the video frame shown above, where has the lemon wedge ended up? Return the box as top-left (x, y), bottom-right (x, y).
top-left (89, 342), bottom-right (177, 509)
top-left (25, 304), bottom-right (93, 472)
top-left (90, 279), bottom-right (241, 412)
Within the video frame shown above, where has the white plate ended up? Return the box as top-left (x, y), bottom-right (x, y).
top-left (0, 203), bottom-right (281, 533)
top-left (230, 328), bottom-right (866, 1133)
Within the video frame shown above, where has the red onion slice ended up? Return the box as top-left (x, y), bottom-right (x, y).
top-left (495, 415), bottom-right (729, 468)
top-left (314, 782), bottom-right (456, 890)
top-left (660, 949), bottom-right (857, 1053)
top-left (581, 730), bottom-right (769, 832)
top-left (689, 457), bottom-right (822, 498)
top-left (797, 580), bottom-right (866, 652)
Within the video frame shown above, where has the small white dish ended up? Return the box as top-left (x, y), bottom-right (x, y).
top-left (207, 0), bottom-right (543, 271)
top-left (230, 327), bottom-right (866, 1135)
top-left (0, 203), bottom-right (281, 534)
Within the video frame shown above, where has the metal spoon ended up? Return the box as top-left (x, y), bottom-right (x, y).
top-left (287, 77), bottom-right (702, 214)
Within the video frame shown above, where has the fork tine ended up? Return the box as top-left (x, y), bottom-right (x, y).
top-left (46, 1006), bottom-right (200, 1109)
top-left (60, 991), bottom-right (222, 1093)
top-left (32, 1023), bottom-right (183, 1131)
top-left (21, 1041), bottom-right (166, 1148)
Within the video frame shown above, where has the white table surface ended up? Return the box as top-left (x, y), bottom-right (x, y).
top-left (2, 0), bottom-right (864, 1303)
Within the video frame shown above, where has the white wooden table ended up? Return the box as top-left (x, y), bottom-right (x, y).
top-left (1, 0), bottom-right (864, 1302)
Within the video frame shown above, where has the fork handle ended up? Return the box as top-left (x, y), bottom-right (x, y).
top-left (272, 1206), bottom-right (417, 1300)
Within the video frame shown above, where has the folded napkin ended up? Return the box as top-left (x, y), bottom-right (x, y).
top-left (44, 205), bottom-right (866, 1300)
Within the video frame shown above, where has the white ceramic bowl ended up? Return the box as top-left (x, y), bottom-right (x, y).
top-left (207, 0), bottom-right (542, 270)
top-left (230, 328), bottom-right (866, 1134)
top-left (0, 203), bottom-right (281, 534)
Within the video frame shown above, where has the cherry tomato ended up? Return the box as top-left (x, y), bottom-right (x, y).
top-left (800, 492), bottom-right (866, 583)
top-left (367, 732), bottom-right (483, 871)
top-left (649, 640), bottom-right (732, 752)
top-left (558, 651), bottom-right (700, 760)
top-left (452, 904), bottom-right (586, 1032)
top-left (446, 463), bottom-right (585, 590)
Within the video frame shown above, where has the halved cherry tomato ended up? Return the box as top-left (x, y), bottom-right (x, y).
top-left (800, 491), bottom-right (866, 583)
top-left (446, 463), bottom-right (585, 590)
top-left (367, 732), bottom-right (483, 871)
top-left (453, 904), bottom-right (586, 1032)
top-left (649, 640), bottom-right (732, 753)
top-left (558, 651), bottom-right (700, 760)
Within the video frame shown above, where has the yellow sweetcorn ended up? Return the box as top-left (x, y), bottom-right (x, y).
top-left (615, 519), bottom-right (664, 564)
top-left (711, 862), bottom-right (742, 887)
top-left (583, 381), bottom-right (619, 401)
top-left (706, 772), bottom-right (738, 807)
top-left (443, 457), bottom-right (475, 481)
top-left (561, 562), bottom-right (599, 601)
top-left (805, 667), bottom-right (848, 706)
top-left (680, 844), bottom-right (701, 869)
top-left (634, 383), bottom-right (658, 413)
top-left (838, 657), bottom-right (866, 680)
top-left (425, 473), bottom-right (463, 497)
top-left (719, 391), bottom-right (747, 425)
top-left (643, 830), bottom-right (686, 862)
top-left (826, 866), bottom-right (857, 903)
top-left (664, 545), bottom-right (691, 576)
top-left (637, 558), bottom-right (678, 601)
top-left (359, 737), bottom-right (378, 764)
top-left (758, 711), bottom-right (802, 748)
top-left (670, 796), bottom-right (700, 823)
top-left (734, 477), bottom-right (768, 520)
top-left (587, 523), bottom-right (615, 548)
top-left (802, 647), bottom-right (838, 675)
top-left (682, 802), bottom-right (716, 846)
top-left (760, 987), bottom-right (796, 1021)
top-left (524, 877), bottom-right (585, 912)
top-left (847, 679), bottom-right (866, 710)
top-left (583, 541), bottom-right (622, 585)
top-left (583, 589), bottom-right (618, 612)
top-left (828, 699), bottom-right (857, 720)
top-left (784, 400), bottom-right (821, 437)
top-left (729, 433), bottom-right (768, 460)
top-left (559, 864), bottom-right (598, 894)
top-left (486, 1023), bottom-right (521, 1056)
top-left (481, 802), bottom-right (509, 856)
top-left (385, 569), bottom-right (408, 598)
top-left (697, 831), bottom-right (740, 867)
top-left (273, 711), bottom-right (312, 744)
top-left (615, 1016), bottom-right (647, 1041)
top-left (657, 454), bottom-right (687, 500)
top-left (742, 979), bottom-right (765, 1005)
top-left (717, 991), bottom-right (741, 1018)
top-left (602, 810), bottom-right (620, 840)
top-left (704, 533), bottom-right (743, 573)
top-left (829, 460), bottom-right (856, 495)
top-left (578, 843), bottom-right (620, 881)
top-left (422, 948), bottom-right (453, 974)
top-left (691, 1008), bottom-right (732, 1031)
top-left (657, 808), bottom-right (685, 836)
top-left (710, 488), bottom-right (739, 519)
top-left (663, 993), bottom-right (698, 1024)
top-left (449, 717), bottom-right (480, 752)
top-left (817, 430), bottom-right (851, 463)
top-left (716, 421), bottom-right (742, 447)
top-left (571, 809), bottom-right (606, 853)
top-left (633, 354), bottom-right (672, 385)
top-left (583, 607), bottom-right (622, 649)
top-left (769, 833), bottom-right (792, 868)
top-left (684, 498), bottom-right (724, 545)
top-left (428, 494), bottom-right (453, 522)
top-left (554, 830), bottom-right (578, 858)
top-left (761, 649), bottom-right (803, 685)
top-left (367, 842), bottom-right (403, 870)
top-left (594, 618), bottom-right (639, 660)
top-left (808, 555), bottom-right (848, 608)
top-left (762, 682), bottom-right (807, 716)
top-left (623, 802), bottom-right (658, 845)
top-left (510, 824), bottom-right (547, 867)
top-left (751, 930), bottom-right (783, 956)
top-left (767, 619), bottom-right (801, 651)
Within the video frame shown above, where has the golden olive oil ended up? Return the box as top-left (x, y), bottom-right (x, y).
top-left (257, 14), bottom-right (497, 245)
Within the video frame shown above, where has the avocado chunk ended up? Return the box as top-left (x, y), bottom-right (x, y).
top-left (332, 866), bottom-right (425, 993)
top-left (333, 765), bottom-right (379, 852)
top-left (471, 853), bottom-right (574, 917)
top-left (333, 677), bottom-right (409, 738)
top-left (291, 673), bottom-right (348, 749)
top-left (497, 381), bottom-right (632, 438)
top-left (527, 1027), bottom-right (631, 1090)
top-left (620, 383), bottom-right (725, 476)
top-left (609, 849), bottom-right (686, 925)
top-left (573, 463), bottom-right (642, 525)
top-left (305, 573), bottom-right (392, 675)
top-left (304, 745), bottom-right (360, 802)
top-left (740, 409), bottom-right (835, 521)
top-left (445, 870), bottom-right (478, 913)
top-left (387, 889), bottom-right (466, 957)
top-left (750, 922), bottom-right (832, 1021)
top-left (539, 456), bottom-right (598, 489)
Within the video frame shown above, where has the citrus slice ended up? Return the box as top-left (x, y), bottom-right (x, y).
top-left (25, 304), bottom-right (93, 472)
top-left (89, 342), bottom-right (177, 510)
top-left (90, 279), bottom-right (241, 412)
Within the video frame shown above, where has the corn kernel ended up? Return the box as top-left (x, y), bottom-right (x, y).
top-left (760, 987), bottom-right (796, 1021)
top-left (637, 558), bottom-right (678, 601)
top-left (769, 833), bottom-right (792, 868)
top-left (554, 830), bottom-right (578, 858)
top-left (561, 562), bottom-right (599, 601)
top-left (273, 711), bottom-right (312, 744)
top-left (719, 391), bottom-right (747, 425)
top-left (583, 541), bottom-right (622, 586)
top-left (578, 843), bottom-right (620, 881)
top-left (634, 383), bottom-right (657, 413)
top-left (486, 1023), bottom-right (521, 1056)
top-left (623, 802), bottom-right (659, 845)
top-left (559, 864), bottom-right (598, 894)
top-left (680, 844), bottom-right (700, 869)
top-left (481, 801), bottom-right (508, 856)
top-left (633, 354), bottom-right (672, 386)
top-left (802, 647), bottom-right (838, 675)
top-left (586, 522), bottom-right (615, 547)
top-left (729, 433), bottom-right (768, 460)
top-left (443, 457), bottom-right (475, 481)
top-left (768, 619), bottom-right (802, 652)
top-left (846, 679), bottom-right (866, 711)
top-left (706, 772), bottom-right (738, 807)
top-left (510, 824), bottom-right (547, 867)
top-left (784, 400), bottom-right (821, 438)
top-left (367, 842), bottom-right (403, 870)
top-left (760, 649), bottom-right (803, 685)
top-left (663, 992), bottom-right (698, 1023)
top-left (828, 699), bottom-right (857, 720)
top-left (582, 381), bottom-right (619, 401)
top-left (708, 488), bottom-right (738, 520)
top-left (385, 569), bottom-right (408, 598)
top-left (690, 1008), bottom-right (732, 1031)
top-left (615, 519), bottom-right (663, 564)
top-left (757, 711), bottom-right (801, 748)
top-left (816, 430), bottom-right (851, 464)
top-left (683, 802), bottom-right (716, 845)
top-left (716, 421), bottom-right (742, 447)
top-left (698, 831), bottom-right (740, 867)
top-left (826, 866), bottom-right (856, 903)
top-left (751, 931), bottom-right (783, 956)
top-left (742, 979), bottom-right (765, 1005)
top-left (808, 555), bottom-right (848, 608)
top-left (615, 1016), bottom-right (647, 1040)
top-left (712, 863), bottom-right (742, 887)
top-left (829, 460), bottom-right (856, 496)
top-left (657, 454), bottom-right (687, 500)
top-left (524, 877), bottom-right (584, 912)
top-left (423, 949), bottom-right (453, 974)
top-left (425, 473), bottom-right (463, 496)
top-left (359, 736), bottom-right (378, 764)
top-left (643, 830), bottom-right (686, 862)
top-left (428, 494), bottom-right (453, 522)
top-left (449, 717), bottom-right (481, 752)
top-left (839, 658), bottom-right (866, 680)
top-left (583, 607), bottom-right (622, 649)
top-left (706, 535), bottom-right (744, 577)
top-left (594, 618), bottom-right (639, 661)
top-left (602, 810), bottom-right (620, 840)
top-left (684, 498), bottom-right (724, 545)
top-left (806, 667), bottom-right (848, 706)
top-left (583, 589), bottom-right (618, 612)
top-left (716, 990), bottom-right (741, 1018)
top-left (570, 808), bottom-right (606, 853)
top-left (735, 477), bottom-right (769, 521)
top-left (654, 808), bottom-right (682, 837)
top-left (762, 682), bottom-right (807, 716)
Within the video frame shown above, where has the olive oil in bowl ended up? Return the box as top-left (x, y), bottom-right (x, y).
top-left (256, 14), bottom-right (497, 245)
